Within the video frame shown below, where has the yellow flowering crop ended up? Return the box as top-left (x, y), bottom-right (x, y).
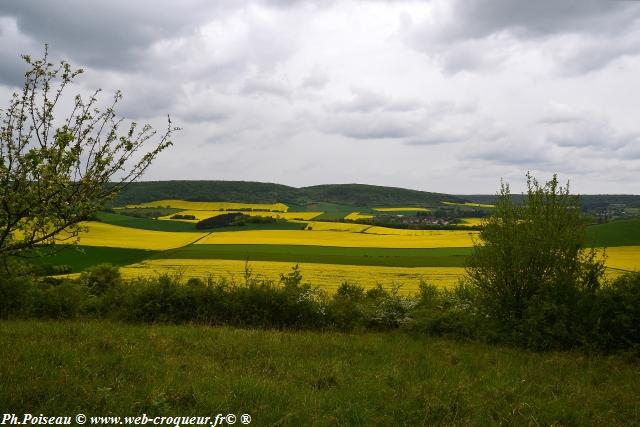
top-left (373, 207), bottom-right (430, 212)
top-left (603, 246), bottom-right (640, 272)
top-left (344, 212), bottom-right (374, 221)
top-left (304, 221), bottom-right (371, 232)
top-left (263, 211), bottom-right (323, 220)
top-left (442, 201), bottom-right (495, 208)
top-left (125, 199), bottom-right (289, 212)
top-left (157, 210), bottom-right (224, 222)
top-left (118, 259), bottom-right (465, 294)
top-left (196, 229), bottom-right (477, 248)
top-left (363, 226), bottom-right (478, 242)
top-left (460, 218), bottom-right (484, 227)
top-left (71, 222), bottom-right (206, 250)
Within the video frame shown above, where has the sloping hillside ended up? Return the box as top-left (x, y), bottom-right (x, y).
top-left (112, 181), bottom-right (467, 207)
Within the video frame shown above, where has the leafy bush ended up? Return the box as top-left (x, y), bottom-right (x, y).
top-left (195, 212), bottom-right (243, 229)
top-left (31, 263), bottom-right (73, 276)
top-left (366, 284), bottom-right (417, 330)
top-left (28, 280), bottom-right (86, 319)
top-left (466, 174), bottom-right (606, 349)
top-left (593, 272), bottom-right (640, 353)
top-left (80, 263), bottom-right (121, 296)
top-left (170, 214), bottom-right (196, 220)
top-left (328, 282), bottom-right (368, 330)
top-left (0, 274), bottom-right (34, 318)
top-left (2, 259), bottom-right (640, 354)
top-left (405, 282), bottom-right (479, 339)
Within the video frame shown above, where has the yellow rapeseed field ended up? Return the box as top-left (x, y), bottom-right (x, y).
top-left (158, 210), bottom-right (322, 222)
top-left (460, 218), bottom-right (485, 227)
top-left (266, 211), bottom-right (323, 220)
top-left (602, 246), bottom-right (640, 272)
top-left (443, 201), bottom-right (495, 208)
top-left (363, 226), bottom-right (478, 242)
top-left (196, 229), bottom-right (477, 248)
top-left (344, 212), bottom-right (374, 221)
top-left (373, 207), bottom-right (430, 212)
top-left (125, 199), bottom-right (289, 212)
top-left (158, 210), bottom-right (224, 222)
top-left (71, 222), bottom-right (206, 250)
top-left (305, 221), bottom-right (371, 232)
top-left (118, 259), bottom-right (465, 294)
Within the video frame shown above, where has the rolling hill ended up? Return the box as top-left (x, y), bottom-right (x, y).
top-left (112, 181), bottom-right (469, 207)
top-left (113, 181), bottom-right (640, 211)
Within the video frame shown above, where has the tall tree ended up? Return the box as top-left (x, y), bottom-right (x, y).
top-left (0, 46), bottom-right (178, 262)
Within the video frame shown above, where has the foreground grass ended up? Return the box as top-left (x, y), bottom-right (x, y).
top-left (1, 320), bottom-right (639, 426)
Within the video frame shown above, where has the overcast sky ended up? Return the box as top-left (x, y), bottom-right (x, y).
top-left (1, 0), bottom-right (639, 194)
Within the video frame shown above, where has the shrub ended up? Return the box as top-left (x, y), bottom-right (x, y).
top-left (366, 284), bottom-right (417, 330)
top-left (328, 282), bottom-right (368, 330)
top-left (81, 263), bottom-right (121, 296)
top-left (0, 274), bottom-right (34, 318)
top-left (466, 173), bottom-right (606, 349)
top-left (29, 280), bottom-right (86, 319)
top-left (279, 264), bottom-right (303, 288)
top-left (405, 282), bottom-right (479, 339)
top-left (594, 272), bottom-right (640, 353)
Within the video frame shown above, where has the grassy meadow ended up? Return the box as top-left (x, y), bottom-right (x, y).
top-left (1, 319), bottom-right (639, 426)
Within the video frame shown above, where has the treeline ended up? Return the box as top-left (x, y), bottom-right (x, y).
top-left (108, 181), bottom-right (640, 212)
top-left (461, 194), bottom-right (640, 210)
top-left (1, 263), bottom-right (639, 354)
top-left (195, 212), bottom-right (278, 230)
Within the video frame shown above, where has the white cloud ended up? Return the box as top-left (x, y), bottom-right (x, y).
top-left (0, 0), bottom-right (639, 194)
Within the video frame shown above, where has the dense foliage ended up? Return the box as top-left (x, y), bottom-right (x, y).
top-left (466, 174), bottom-right (609, 349)
top-left (195, 213), bottom-right (277, 230)
top-left (1, 262), bottom-right (639, 354)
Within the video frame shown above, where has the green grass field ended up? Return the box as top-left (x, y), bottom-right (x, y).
top-left (114, 207), bottom-right (185, 216)
top-left (1, 319), bottom-right (638, 426)
top-left (25, 246), bottom-right (156, 273)
top-left (205, 222), bottom-right (307, 232)
top-left (96, 212), bottom-right (197, 232)
top-left (159, 244), bottom-right (471, 267)
top-left (586, 219), bottom-right (640, 247)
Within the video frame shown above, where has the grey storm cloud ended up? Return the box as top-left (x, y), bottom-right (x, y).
top-left (404, 0), bottom-right (640, 74)
top-left (464, 139), bottom-right (557, 168)
top-left (241, 76), bottom-right (293, 99)
top-left (435, 0), bottom-right (638, 41)
top-left (0, 0), bottom-right (226, 70)
top-left (537, 106), bottom-right (640, 155)
top-left (0, 0), bottom-right (638, 193)
top-left (323, 88), bottom-right (478, 144)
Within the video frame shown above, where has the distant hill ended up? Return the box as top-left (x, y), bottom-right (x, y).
top-left (112, 181), bottom-right (468, 207)
top-left (111, 181), bottom-right (640, 210)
